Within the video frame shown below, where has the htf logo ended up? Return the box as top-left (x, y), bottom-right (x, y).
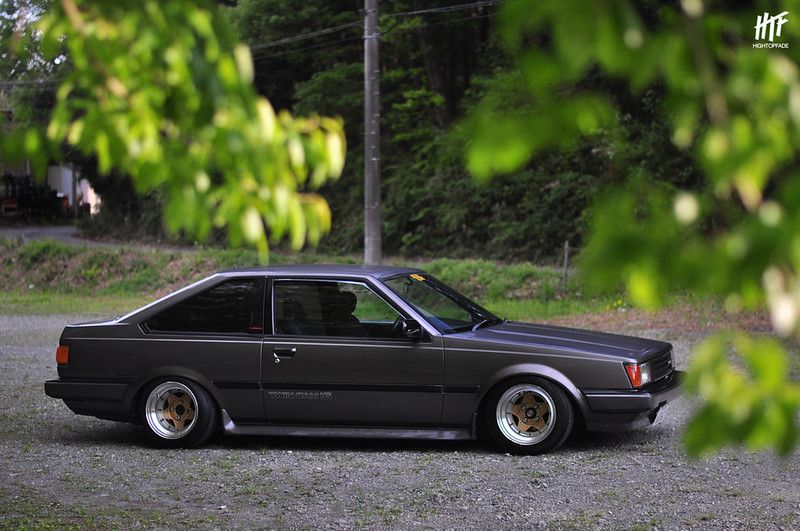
top-left (754, 11), bottom-right (789, 41)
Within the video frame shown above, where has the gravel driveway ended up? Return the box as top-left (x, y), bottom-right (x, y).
top-left (1, 312), bottom-right (798, 529)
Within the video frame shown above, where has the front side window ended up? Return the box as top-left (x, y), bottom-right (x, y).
top-left (273, 280), bottom-right (401, 338)
top-left (146, 278), bottom-right (265, 334)
top-left (383, 273), bottom-right (500, 334)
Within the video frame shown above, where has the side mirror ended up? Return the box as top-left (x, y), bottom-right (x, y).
top-left (400, 318), bottom-right (423, 340)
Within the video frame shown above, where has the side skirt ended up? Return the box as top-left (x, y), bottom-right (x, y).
top-left (220, 410), bottom-right (473, 441)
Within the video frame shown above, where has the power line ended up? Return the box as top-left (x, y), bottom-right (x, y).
top-left (245, 0), bottom-right (502, 54)
top-left (388, 0), bottom-right (503, 18)
top-left (0, 79), bottom-right (59, 87)
top-left (251, 34), bottom-right (361, 62)
top-left (422, 11), bottom-right (497, 26)
top-left (0, 87), bottom-right (55, 95)
top-left (3, 3), bottom-right (502, 78)
top-left (381, 11), bottom-right (497, 38)
top-left (251, 14), bottom-right (494, 63)
top-left (251, 7), bottom-right (499, 62)
top-left (249, 21), bottom-right (361, 52)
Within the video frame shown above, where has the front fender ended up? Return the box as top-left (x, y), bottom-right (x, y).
top-left (476, 363), bottom-right (591, 420)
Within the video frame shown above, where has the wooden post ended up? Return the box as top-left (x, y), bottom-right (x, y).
top-left (562, 240), bottom-right (570, 291)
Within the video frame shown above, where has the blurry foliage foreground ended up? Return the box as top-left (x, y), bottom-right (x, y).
top-left (471, 0), bottom-right (800, 455)
top-left (0, 0), bottom-right (345, 260)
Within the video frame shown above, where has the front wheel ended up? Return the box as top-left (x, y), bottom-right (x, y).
top-left (485, 377), bottom-right (573, 455)
top-left (141, 378), bottom-right (218, 448)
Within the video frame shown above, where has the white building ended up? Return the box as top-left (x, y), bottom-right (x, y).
top-left (45, 164), bottom-right (101, 215)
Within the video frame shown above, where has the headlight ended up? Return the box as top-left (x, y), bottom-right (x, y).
top-left (624, 361), bottom-right (652, 388)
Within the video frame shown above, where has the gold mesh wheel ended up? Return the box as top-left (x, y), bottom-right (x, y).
top-left (145, 381), bottom-right (199, 440)
top-left (495, 384), bottom-right (556, 445)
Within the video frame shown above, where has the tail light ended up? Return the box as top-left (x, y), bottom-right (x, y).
top-left (56, 345), bottom-right (70, 365)
top-left (624, 362), bottom-right (652, 388)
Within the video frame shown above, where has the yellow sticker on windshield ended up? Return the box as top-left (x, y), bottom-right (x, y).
top-left (409, 273), bottom-right (426, 281)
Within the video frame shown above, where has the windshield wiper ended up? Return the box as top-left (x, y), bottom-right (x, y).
top-left (471, 317), bottom-right (503, 331)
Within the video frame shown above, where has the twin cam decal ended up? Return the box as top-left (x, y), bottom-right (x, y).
top-left (268, 391), bottom-right (334, 401)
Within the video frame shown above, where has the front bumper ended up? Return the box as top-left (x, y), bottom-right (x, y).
top-left (45, 379), bottom-right (134, 422)
top-left (581, 370), bottom-right (684, 431)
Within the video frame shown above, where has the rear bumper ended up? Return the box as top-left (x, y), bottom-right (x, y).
top-left (582, 370), bottom-right (684, 432)
top-left (45, 379), bottom-right (134, 422)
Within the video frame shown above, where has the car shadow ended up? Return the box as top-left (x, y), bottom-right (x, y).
top-left (562, 425), bottom-right (674, 452)
top-left (217, 433), bottom-right (489, 454)
top-left (38, 420), bottom-right (488, 453)
top-left (39, 420), bottom-right (673, 456)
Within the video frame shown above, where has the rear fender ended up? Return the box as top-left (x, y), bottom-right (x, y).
top-left (125, 366), bottom-right (225, 416)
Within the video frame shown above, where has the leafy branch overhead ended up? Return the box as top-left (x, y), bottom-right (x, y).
top-left (468, 0), bottom-right (800, 455)
top-left (1, 0), bottom-right (345, 260)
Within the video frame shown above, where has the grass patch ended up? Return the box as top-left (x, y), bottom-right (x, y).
top-left (486, 296), bottom-right (614, 321)
top-left (16, 239), bottom-right (82, 268)
top-left (0, 237), bottom-right (615, 319)
top-left (0, 291), bottom-right (150, 316)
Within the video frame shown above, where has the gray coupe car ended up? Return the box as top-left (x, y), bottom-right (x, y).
top-left (45, 265), bottom-right (682, 454)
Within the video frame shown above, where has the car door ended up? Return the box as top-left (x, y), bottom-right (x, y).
top-left (260, 278), bottom-right (444, 426)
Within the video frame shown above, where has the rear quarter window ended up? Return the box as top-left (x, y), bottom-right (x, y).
top-left (145, 278), bottom-right (266, 335)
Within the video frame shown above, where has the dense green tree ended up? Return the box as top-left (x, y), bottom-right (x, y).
top-left (228, 0), bottom-right (703, 260)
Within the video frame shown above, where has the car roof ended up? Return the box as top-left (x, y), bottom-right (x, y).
top-left (218, 263), bottom-right (423, 280)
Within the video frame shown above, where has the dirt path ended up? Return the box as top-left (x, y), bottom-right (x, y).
top-left (0, 225), bottom-right (108, 246)
top-left (0, 224), bottom-right (191, 251)
top-left (1, 310), bottom-right (798, 529)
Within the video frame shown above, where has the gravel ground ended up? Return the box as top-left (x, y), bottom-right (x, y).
top-left (1, 312), bottom-right (799, 530)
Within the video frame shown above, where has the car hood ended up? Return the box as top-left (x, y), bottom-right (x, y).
top-left (462, 321), bottom-right (671, 362)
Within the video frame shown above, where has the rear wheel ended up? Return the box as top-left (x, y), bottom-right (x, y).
top-left (141, 379), bottom-right (218, 448)
top-left (485, 377), bottom-right (573, 455)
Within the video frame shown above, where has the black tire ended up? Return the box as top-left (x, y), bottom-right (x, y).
top-left (140, 377), bottom-right (218, 448)
top-left (484, 376), bottom-right (574, 455)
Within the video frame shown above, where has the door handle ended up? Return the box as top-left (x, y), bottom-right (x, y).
top-left (273, 347), bottom-right (296, 358)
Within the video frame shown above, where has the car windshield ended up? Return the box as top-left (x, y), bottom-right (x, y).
top-left (383, 273), bottom-right (501, 334)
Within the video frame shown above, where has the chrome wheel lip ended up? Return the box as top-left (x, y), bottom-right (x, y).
top-left (495, 384), bottom-right (556, 446)
top-left (145, 381), bottom-right (198, 440)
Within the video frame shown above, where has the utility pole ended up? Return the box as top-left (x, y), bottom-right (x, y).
top-left (363, 0), bottom-right (381, 264)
